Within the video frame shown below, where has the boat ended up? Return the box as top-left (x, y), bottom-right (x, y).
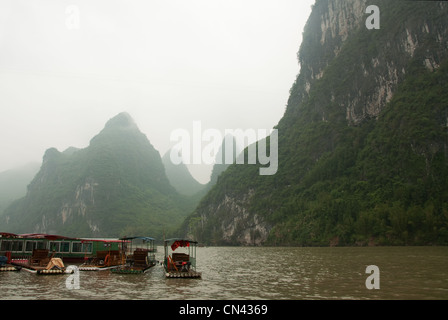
top-left (0, 232), bottom-right (123, 264)
top-left (111, 237), bottom-right (157, 274)
top-left (78, 239), bottom-right (127, 271)
top-left (163, 238), bottom-right (201, 278)
top-left (10, 248), bottom-right (73, 275)
top-left (0, 255), bottom-right (21, 272)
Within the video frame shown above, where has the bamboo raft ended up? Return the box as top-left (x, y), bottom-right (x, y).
top-left (0, 265), bottom-right (21, 272)
top-left (0, 255), bottom-right (21, 272)
top-left (111, 267), bottom-right (150, 274)
top-left (11, 249), bottom-right (73, 275)
top-left (165, 270), bottom-right (202, 278)
top-left (79, 250), bottom-right (125, 271)
top-left (78, 265), bottom-right (119, 271)
top-left (21, 267), bottom-right (71, 275)
top-left (110, 237), bottom-right (157, 275)
top-left (163, 239), bottom-right (202, 279)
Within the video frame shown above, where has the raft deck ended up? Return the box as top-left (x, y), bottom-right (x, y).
top-left (11, 249), bottom-right (73, 275)
top-left (165, 270), bottom-right (202, 278)
top-left (0, 265), bottom-right (21, 272)
top-left (111, 266), bottom-right (151, 274)
top-left (78, 250), bottom-right (125, 271)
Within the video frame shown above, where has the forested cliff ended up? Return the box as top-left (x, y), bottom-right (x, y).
top-left (182, 0), bottom-right (448, 246)
top-left (1, 113), bottom-right (193, 239)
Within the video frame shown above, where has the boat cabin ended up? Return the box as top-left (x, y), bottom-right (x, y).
top-left (110, 236), bottom-right (157, 274)
top-left (0, 232), bottom-right (122, 263)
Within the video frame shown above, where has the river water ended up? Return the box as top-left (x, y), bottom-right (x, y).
top-left (1, 246), bottom-right (447, 300)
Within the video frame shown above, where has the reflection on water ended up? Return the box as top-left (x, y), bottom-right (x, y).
top-left (1, 246), bottom-right (447, 300)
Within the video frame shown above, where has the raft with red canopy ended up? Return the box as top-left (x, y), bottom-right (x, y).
top-left (163, 238), bottom-right (201, 278)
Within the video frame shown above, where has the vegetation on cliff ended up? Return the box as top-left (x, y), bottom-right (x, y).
top-left (2, 113), bottom-right (194, 239)
top-left (183, 0), bottom-right (448, 246)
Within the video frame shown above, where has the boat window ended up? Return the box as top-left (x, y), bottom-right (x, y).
top-left (25, 241), bottom-right (34, 252)
top-left (1, 240), bottom-right (12, 251)
top-left (72, 242), bottom-right (83, 253)
top-left (101, 242), bottom-right (113, 249)
top-left (60, 242), bottom-right (70, 253)
top-left (36, 241), bottom-right (46, 250)
top-left (49, 241), bottom-right (60, 252)
top-left (12, 240), bottom-right (24, 252)
top-left (83, 242), bottom-right (93, 254)
top-left (25, 240), bottom-right (46, 252)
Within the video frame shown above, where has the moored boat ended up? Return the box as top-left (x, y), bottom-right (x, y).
top-left (10, 248), bottom-right (73, 275)
top-left (111, 236), bottom-right (157, 274)
top-left (79, 247), bottom-right (126, 271)
top-left (0, 232), bottom-right (122, 263)
top-left (163, 238), bottom-right (201, 278)
top-left (0, 255), bottom-right (21, 272)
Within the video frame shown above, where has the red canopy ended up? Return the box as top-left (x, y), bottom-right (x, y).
top-left (171, 240), bottom-right (190, 251)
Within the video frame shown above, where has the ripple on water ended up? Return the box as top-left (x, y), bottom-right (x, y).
top-left (1, 246), bottom-right (447, 300)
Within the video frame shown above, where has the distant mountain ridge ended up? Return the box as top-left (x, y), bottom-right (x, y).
top-left (1, 112), bottom-right (193, 239)
top-left (162, 151), bottom-right (205, 196)
top-left (0, 162), bottom-right (40, 216)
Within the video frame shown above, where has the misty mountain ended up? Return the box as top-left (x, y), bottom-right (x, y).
top-left (207, 134), bottom-right (241, 186)
top-left (1, 112), bottom-right (192, 239)
top-left (0, 162), bottom-right (40, 216)
top-left (181, 0), bottom-right (448, 246)
top-left (162, 150), bottom-right (205, 196)
top-left (162, 134), bottom-right (241, 198)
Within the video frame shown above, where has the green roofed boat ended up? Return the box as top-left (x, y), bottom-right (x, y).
top-left (0, 232), bottom-right (123, 264)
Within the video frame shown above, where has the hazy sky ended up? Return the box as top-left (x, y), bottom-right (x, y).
top-left (0, 0), bottom-right (314, 183)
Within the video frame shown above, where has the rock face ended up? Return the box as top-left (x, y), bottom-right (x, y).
top-left (181, 0), bottom-right (448, 246)
top-left (192, 189), bottom-right (269, 246)
top-left (292, 0), bottom-right (448, 125)
top-left (2, 113), bottom-right (189, 238)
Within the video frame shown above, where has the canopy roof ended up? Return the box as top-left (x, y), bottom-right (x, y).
top-left (0, 232), bottom-right (75, 240)
top-left (165, 238), bottom-right (199, 252)
top-left (164, 238), bottom-right (198, 244)
top-left (120, 236), bottom-right (156, 242)
top-left (80, 238), bottom-right (123, 243)
top-left (0, 232), bottom-right (19, 238)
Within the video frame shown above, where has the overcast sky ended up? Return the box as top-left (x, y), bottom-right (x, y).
top-left (0, 0), bottom-right (314, 183)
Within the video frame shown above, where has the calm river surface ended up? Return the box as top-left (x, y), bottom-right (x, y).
top-left (1, 246), bottom-right (447, 300)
